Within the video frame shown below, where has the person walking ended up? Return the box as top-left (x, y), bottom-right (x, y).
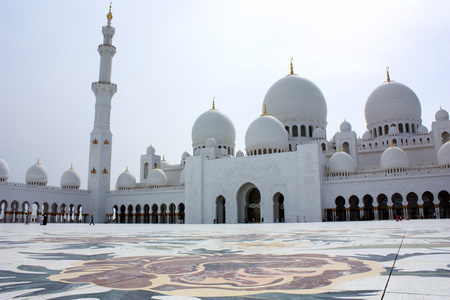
top-left (89, 215), bottom-right (95, 225)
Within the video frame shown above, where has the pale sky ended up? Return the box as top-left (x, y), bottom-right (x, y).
top-left (1, 0), bottom-right (449, 188)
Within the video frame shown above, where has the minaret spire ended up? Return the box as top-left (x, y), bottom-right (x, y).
top-left (290, 57), bottom-right (294, 75)
top-left (107, 2), bottom-right (113, 26)
top-left (88, 5), bottom-right (118, 224)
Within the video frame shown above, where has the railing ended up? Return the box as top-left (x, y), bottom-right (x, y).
top-left (109, 185), bottom-right (185, 194)
top-left (92, 81), bottom-right (117, 88)
top-left (0, 181), bottom-right (90, 193)
top-left (324, 166), bottom-right (449, 181)
top-left (98, 44), bottom-right (116, 50)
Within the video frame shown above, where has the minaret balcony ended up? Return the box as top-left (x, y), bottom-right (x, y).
top-left (92, 81), bottom-right (117, 88)
top-left (98, 44), bottom-right (116, 50)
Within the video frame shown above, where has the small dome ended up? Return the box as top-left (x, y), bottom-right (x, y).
top-left (365, 81), bottom-right (421, 128)
top-left (0, 158), bottom-right (10, 182)
top-left (417, 125), bottom-right (428, 135)
top-left (25, 160), bottom-right (49, 185)
top-left (313, 127), bottom-right (325, 139)
top-left (245, 114), bottom-right (289, 154)
top-left (435, 108), bottom-right (449, 121)
top-left (437, 141), bottom-right (450, 167)
top-left (148, 168), bottom-right (167, 187)
top-left (147, 145), bottom-right (156, 155)
top-left (161, 156), bottom-right (170, 168)
top-left (180, 168), bottom-right (185, 184)
top-left (116, 168), bottom-right (136, 189)
top-left (362, 131), bottom-right (372, 141)
top-left (380, 146), bottom-right (409, 170)
top-left (192, 108), bottom-right (236, 149)
top-left (329, 152), bottom-right (355, 174)
top-left (263, 74), bottom-right (327, 124)
top-left (60, 166), bottom-right (81, 189)
top-left (236, 149), bottom-right (244, 157)
top-left (340, 120), bottom-right (352, 132)
top-left (206, 137), bottom-right (216, 147)
top-left (182, 151), bottom-right (190, 159)
top-left (389, 126), bottom-right (399, 136)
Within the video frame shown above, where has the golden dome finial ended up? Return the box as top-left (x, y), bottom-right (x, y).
top-left (126, 166), bottom-right (129, 172)
top-left (386, 66), bottom-right (391, 82)
top-left (37, 158), bottom-right (40, 165)
top-left (162, 155), bottom-right (166, 161)
top-left (338, 145), bottom-right (341, 152)
top-left (290, 57), bottom-right (294, 75)
top-left (70, 164), bottom-right (74, 170)
top-left (261, 105), bottom-right (269, 116)
top-left (107, 2), bottom-right (113, 20)
top-left (212, 97), bottom-right (215, 110)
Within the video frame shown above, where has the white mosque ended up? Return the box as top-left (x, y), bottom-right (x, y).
top-left (1, 8), bottom-right (449, 225)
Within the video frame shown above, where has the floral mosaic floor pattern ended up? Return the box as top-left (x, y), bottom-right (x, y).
top-left (0, 220), bottom-right (449, 299)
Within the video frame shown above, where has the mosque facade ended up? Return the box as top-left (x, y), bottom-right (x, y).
top-left (1, 9), bottom-right (450, 225)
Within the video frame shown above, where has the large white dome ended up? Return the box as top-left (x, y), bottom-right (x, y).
top-left (262, 74), bottom-right (327, 124)
top-left (329, 152), bottom-right (355, 175)
top-left (191, 108), bottom-right (236, 150)
top-left (26, 160), bottom-right (49, 185)
top-left (245, 114), bottom-right (289, 154)
top-left (116, 168), bottom-right (137, 189)
top-left (0, 158), bottom-right (9, 182)
top-left (148, 168), bottom-right (167, 187)
top-left (60, 166), bottom-right (81, 189)
top-left (437, 141), bottom-right (450, 167)
top-left (380, 146), bottom-right (409, 170)
top-left (365, 81), bottom-right (421, 127)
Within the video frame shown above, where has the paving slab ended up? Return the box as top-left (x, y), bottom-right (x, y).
top-left (0, 219), bottom-right (449, 299)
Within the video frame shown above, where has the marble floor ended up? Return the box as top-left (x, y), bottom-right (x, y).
top-left (0, 219), bottom-right (449, 299)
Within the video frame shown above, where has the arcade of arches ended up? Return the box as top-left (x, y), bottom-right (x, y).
top-left (328, 190), bottom-right (450, 221)
top-left (110, 203), bottom-right (186, 224)
top-left (0, 200), bottom-right (88, 223)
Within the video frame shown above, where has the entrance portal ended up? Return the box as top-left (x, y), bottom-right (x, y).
top-left (247, 188), bottom-right (261, 223)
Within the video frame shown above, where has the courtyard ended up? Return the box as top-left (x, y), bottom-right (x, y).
top-left (0, 219), bottom-right (449, 299)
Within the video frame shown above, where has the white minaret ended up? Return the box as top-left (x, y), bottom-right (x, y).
top-left (88, 4), bottom-right (117, 223)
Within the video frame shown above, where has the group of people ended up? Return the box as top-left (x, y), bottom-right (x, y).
top-left (22, 214), bottom-right (94, 225)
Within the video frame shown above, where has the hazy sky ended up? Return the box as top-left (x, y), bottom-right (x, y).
top-left (1, 0), bottom-right (449, 188)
